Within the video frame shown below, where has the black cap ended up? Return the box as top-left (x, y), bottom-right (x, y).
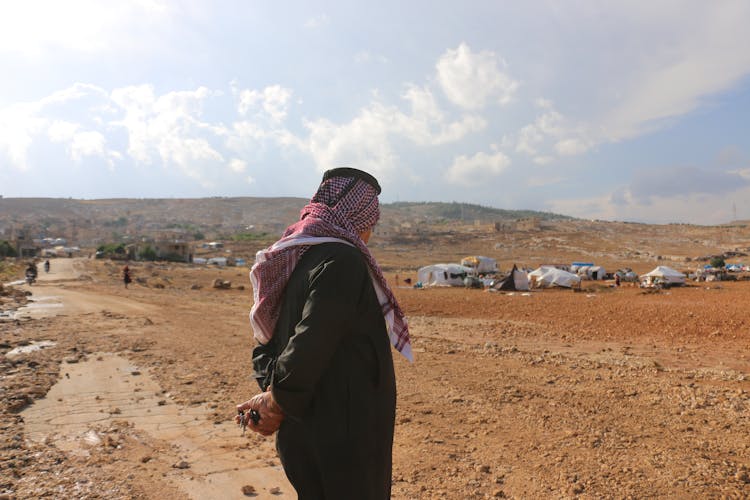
top-left (322, 167), bottom-right (381, 195)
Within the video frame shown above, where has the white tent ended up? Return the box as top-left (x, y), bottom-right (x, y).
top-left (640, 266), bottom-right (686, 286)
top-left (577, 265), bottom-right (606, 280)
top-left (492, 264), bottom-right (531, 291)
top-left (417, 264), bottom-right (473, 287)
top-left (460, 256), bottom-right (498, 274)
top-left (528, 266), bottom-right (581, 288)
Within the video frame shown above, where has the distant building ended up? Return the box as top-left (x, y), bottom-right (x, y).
top-left (137, 240), bottom-right (192, 262)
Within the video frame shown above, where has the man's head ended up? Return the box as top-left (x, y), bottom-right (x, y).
top-left (311, 168), bottom-right (381, 238)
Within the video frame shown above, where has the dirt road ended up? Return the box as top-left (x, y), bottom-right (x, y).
top-left (3, 259), bottom-right (291, 499)
top-left (3, 258), bottom-right (750, 498)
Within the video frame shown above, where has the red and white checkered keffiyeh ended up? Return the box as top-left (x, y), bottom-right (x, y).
top-left (249, 174), bottom-right (412, 361)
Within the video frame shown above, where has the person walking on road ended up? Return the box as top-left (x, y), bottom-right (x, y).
top-left (122, 265), bottom-right (132, 289)
top-left (237, 167), bottom-right (412, 499)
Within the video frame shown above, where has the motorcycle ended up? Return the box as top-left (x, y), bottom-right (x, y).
top-left (25, 270), bottom-right (37, 286)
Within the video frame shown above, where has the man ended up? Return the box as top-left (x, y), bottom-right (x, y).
top-left (237, 168), bottom-right (412, 499)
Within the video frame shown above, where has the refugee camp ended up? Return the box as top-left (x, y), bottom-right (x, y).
top-left (3, 2), bottom-right (750, 498)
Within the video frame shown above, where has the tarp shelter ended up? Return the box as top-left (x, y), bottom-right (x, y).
top-left (576, 265), bottom-right (606, 280)
top-left (640, 266), bottom-right (686, 286)
top-left (492, 264), bottom-right (530, 291)
top-left (417, 264), bottom-right (472, 287)
top-left (528, 266), bottom-right (581, 288)
top-left (460, 256), bottom-right (498, 274)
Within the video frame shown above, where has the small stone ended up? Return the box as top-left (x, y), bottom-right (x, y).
top-left (493, 490), bottom-right (506, 498)
top-left (269, 486), bottom-right (281, 495)
top-left (141, 455), bottom-right (152, 463)
top-left (476, 464), bottom-right (491, 473)
top-left (241, 484), bottom-right (257, 496)
top-left (173, 460), bottom-right (190, 469)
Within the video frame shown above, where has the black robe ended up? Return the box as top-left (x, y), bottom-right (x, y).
top-left (253, 242), bottom-right (396, 500)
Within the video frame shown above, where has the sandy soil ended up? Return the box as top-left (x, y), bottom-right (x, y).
top-left (2, 257), bottom-right (750, 499)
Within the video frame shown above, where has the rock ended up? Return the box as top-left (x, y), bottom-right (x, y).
top-left (83, 430), bottom-right (102, 447)
top-left (269, 486), bottom-right (281, 495)
top-left (241, 484), bottom-right (256, 496)
top-left (212, 279), bottom-right (232, 289)
top-left (141, 455), bottom-right (152, 463)
top-left (173, 460), bottom-right (190, 469)
top-left (190, 284), bottom-right (202, 290)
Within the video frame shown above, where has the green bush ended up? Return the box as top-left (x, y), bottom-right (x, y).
top-left (710, 256), bottom-right (726, 269)
top-left (96, 243), bottom-right (127, 255)
top-left (0, 240), bottom-right (17, 257)
top-left (139, 245), bottom-right (157, 261)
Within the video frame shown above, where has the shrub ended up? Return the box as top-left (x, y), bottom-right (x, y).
top-left (710, 256), bottom-right (726, 269)
top-left (0, 240), bottom-right (17, 257)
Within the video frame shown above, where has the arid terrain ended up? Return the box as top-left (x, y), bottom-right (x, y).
top-left (3, 204), bottom-right (750, 499)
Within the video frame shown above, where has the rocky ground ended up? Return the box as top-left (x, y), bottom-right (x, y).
top-left (1, 257), bottom-right (750, 499)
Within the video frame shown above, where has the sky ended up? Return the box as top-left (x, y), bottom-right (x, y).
top-left (1, 1), bottom-right (750, 225)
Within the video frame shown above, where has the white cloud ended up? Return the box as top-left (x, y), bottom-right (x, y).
top-left (555, 138), bottom-right (590, 156)
top-left (445, 151), bottom-right (511, 186)
top-left (47, 121), bottom-right (80, 142)
top-left (537, 3), bottom-right (750, 147)
top-left (436, 43), bottom-right (519, 110)
top-left (110, 84), bottom-right (227, 184)
top-left (237, 85), bottom-right (292, 123)
top-left (304, 86), bottom-right (486, 180)
top-left (229, 158), bottom-right (247, 173)
top-left (0, 103), bottom-right (44, 170)
top-left (514, 100), bottom-right (592, 160)
top-left (70, 130), bottom-right (106, 161)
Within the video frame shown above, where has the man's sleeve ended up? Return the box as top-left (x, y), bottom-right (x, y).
top-left (271, 249), bottom-right (367, 418)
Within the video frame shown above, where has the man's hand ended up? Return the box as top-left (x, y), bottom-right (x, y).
top-left (236, 390), bottom-right (284, 436)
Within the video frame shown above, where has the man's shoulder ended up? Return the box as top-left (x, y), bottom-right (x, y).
top-left (303, 242), bottom-right (365, 272)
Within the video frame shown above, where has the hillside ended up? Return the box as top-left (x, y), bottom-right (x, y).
top-left (2, 197), bottom-right (750, 275)
top-left (0, 198), bottom-right (569, 244)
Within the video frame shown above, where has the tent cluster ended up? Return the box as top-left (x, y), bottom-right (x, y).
top-left (415, 257), bottom-right (695, 292)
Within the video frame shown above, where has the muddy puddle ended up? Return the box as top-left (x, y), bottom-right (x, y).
top-left (22, 353), bottom-right (290, 499)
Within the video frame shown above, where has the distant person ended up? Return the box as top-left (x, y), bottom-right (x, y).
top-left (614, 274), bottom-right (621, 287)
top-left (237, 167), bottom-right (411, 499)
top-left (44, 260), bottom-right (50, 273)
top-left (25, 262), bottom-right (38, 284)
top-left (122, 265), bottom-right (132, 288)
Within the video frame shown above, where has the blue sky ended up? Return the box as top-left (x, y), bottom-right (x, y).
top-left (1, 1), bottom-right (750, 224)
